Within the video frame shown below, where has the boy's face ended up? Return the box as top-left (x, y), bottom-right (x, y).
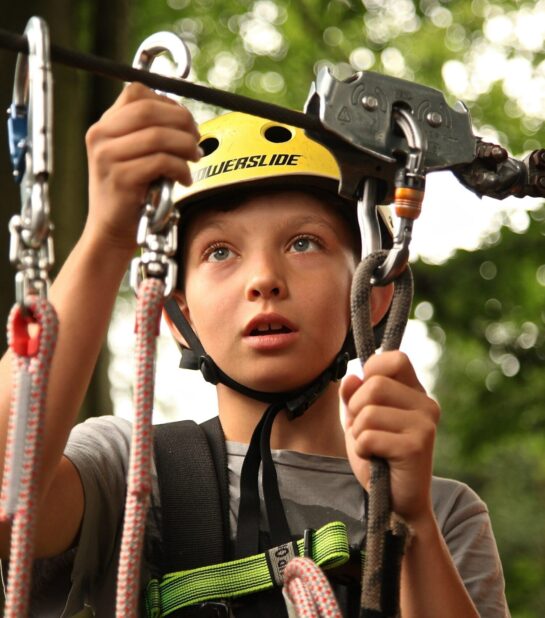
top-left (176, 190), bottom-right (357, 393)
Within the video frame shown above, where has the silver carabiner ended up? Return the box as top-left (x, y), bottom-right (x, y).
top-left (369, 107), bottom-right (426, 286)
top-left (8, 16), bottom-right (54, 304)
top-left (130, 32), bottom-right (191, 297)
top-left (133, 32), bottom-right (191, 234)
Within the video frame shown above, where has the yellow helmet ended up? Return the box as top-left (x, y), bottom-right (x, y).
top-left (172, 111), bottom-right (393, 241)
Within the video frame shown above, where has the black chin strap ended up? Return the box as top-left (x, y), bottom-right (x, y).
top-left (165, 297), bottom-right (349, 556)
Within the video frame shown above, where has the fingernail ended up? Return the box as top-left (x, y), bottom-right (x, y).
top-left (196, 146), bottom-right (205, 160)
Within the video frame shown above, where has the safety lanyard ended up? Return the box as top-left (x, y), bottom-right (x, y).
top-left (350, 108), bottom-right (426, 617)
top-left (0, 16), bottom-right (58, 618)
top-left (115, 33), bottom-right (190, 618)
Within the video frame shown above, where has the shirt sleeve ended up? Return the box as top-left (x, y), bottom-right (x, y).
top-left (30, 415), bottom-right (132, 617)
top-left (432, 477), bottom-right (511, 618)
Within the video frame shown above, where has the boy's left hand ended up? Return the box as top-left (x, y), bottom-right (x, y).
top-left (341, 351), bottom-right (441, 525)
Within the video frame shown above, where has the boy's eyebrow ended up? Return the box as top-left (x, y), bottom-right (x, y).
top-left (285, 214), bottom-right (343, 237)
top-left (191, 212), bottom-right (344, 238)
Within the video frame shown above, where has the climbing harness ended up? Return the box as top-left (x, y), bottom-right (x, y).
top-left (148, 417), bottom-right (358, 617)
top-left (116, 33), bottom-right (191, 618)
top-left (0, 16), bottom-right (58, 618)
top-left (147, 521), bottom-right (349, 615)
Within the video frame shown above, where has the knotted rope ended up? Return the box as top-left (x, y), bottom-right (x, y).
top-left (0, 298), bottom-right (59, 617)
top-left (116, 277), bottom-right (165, 617)
top-left (350, 250), bottom-right (414, 618)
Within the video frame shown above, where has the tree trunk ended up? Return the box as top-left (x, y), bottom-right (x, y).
top-left (0, 0), bottom-right (130, 421)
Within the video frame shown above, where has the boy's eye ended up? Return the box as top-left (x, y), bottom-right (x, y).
top-left (289, 236), bottom-right (321, 253)
top-left (205, 245), bottom-right (234, 262)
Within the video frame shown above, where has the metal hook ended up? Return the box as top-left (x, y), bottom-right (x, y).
top-left (132, 32), bottom-right (191, 234)
top-left (371, 107), bottom-right (426, 286)
top-left (130, 32), bottom-right (191, 298)
top-left (7, 16), bottom-right (54, 305)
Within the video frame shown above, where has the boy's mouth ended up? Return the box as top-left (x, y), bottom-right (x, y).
top-left (250, 323), bottom-right (293, 336)
top-left (243, 314), bottom-right (297, 337)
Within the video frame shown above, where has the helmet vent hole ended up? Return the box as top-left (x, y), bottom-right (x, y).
top-left (199, 137), bottom-right (219, 156)
top-left (263, 125), bottom-right (293, 143)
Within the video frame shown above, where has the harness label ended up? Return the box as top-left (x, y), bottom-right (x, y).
top-left (266, 541), bottom-right (298, 586)
top-left (194, 153), bottom-right (302, 183)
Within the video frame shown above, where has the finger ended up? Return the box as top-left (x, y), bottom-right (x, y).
top-left (114, 153), bottom-right (194, 189)
top-left (363, 351), bottom-right (425, 392)
top-left (100, 97), bottom-right (199, 139)
top-left (109, 82), bottom-right (174, 110)
top-left (350, 404), bottom-right (436, 439)
top-left (345, 374), bottom-right (438, 421)
top-left (352, 428), bottom-right (420, 463)
top-left (94, 127), bottom-right (202, 166)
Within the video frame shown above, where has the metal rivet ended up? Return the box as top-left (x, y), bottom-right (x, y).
top-left (361, 95), bottom-right (379, 111)
top-left (426, 111), bottom-right (443, 127)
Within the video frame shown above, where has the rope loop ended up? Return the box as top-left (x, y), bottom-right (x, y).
top-left (350, 251), bottom-right (414, 617)
top-left (283, 557), bottom-right (342, 618)
top-left (0, 297), bottom-right (58, 618)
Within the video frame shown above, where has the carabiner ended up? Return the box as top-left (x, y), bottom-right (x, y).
top-left (371, 107), bottom-right (426, 286)
top-left (130, 32), bottom-right (191, 298)
top-left (133, 31), bottom-right (191, 234)
top-left (7, 16), bottom-right (54, 305)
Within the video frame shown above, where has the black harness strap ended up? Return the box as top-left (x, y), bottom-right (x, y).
top-left (153, 417), bottom-right (228, 573)
top-left (200, 417), bottom-right (232, 561)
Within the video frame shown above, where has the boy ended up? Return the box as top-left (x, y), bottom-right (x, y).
top-left (0, 83), bottom-right (509, 617)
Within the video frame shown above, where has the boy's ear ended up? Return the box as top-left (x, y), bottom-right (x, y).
top-left (162, 291), bottom-right (192, 348)
top-left (370, 283), bottom-right (395, 326)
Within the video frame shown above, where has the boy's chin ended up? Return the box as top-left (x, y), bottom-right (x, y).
top-left (233, 364), bottom-right (331, 396)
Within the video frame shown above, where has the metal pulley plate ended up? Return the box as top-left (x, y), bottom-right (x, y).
top-left (305, 68), bottom-right (478, 200)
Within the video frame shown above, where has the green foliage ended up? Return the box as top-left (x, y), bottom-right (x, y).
top-left (413, 209), bottom-right (545, 616)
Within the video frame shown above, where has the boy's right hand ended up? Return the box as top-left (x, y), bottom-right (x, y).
top-left (84, 82), bottom-right (202, 253)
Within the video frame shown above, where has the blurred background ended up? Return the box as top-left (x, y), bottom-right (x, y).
top-left (1, 1), bottom-right (545, 615)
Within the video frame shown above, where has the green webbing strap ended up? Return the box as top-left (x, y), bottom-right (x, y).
top-left (145, 521), bottom-right (351, 617)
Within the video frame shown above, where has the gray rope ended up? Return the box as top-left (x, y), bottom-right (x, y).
top-left (350, 251), bottom-right (413, 618)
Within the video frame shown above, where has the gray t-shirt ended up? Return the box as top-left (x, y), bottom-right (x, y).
top-left (29, 415), bottom-right (509, 617)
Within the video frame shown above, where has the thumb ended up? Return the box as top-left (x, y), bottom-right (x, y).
top-left (340, 373), bottom-right (362, 406)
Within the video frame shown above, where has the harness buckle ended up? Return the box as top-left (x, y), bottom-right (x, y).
top-left (194, 600), bottom-right (233, 617)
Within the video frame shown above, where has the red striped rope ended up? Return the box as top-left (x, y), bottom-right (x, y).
top-left (0, 298), bottom-right (59, 617)
top-left (284, 557), bottom-right (342, 618)
top-left (116, 277), bottom-right (165, 617)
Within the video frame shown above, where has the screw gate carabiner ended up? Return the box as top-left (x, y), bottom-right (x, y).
top-left (129, 32), bottom-right (191, 298)
top-left (370, 107), bottom-right (426, 286)
top-left (7, 16), bottom-right (54, 307)
top-left (357, 177), bottom-right (382, 260)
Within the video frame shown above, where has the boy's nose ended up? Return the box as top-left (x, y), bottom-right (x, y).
top-left (245, 264), bottom-right (287, 301)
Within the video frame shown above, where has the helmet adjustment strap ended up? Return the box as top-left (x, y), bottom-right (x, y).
top-left (164, 297), bottom-right (349, 411)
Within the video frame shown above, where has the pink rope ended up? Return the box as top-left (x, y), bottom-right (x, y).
top-left (0, 298), bottom-right (59, 618)
top-left (116, 277), bottom-right (165, 617)
top-left (284, 557), bottom-right (342, 618)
